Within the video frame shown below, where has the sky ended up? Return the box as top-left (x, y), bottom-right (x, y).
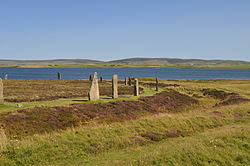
top-left (0, 0), bottom-right (250, 61)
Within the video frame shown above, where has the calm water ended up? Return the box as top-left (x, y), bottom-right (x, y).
top-left (0, 68), bottom-right (249, 80)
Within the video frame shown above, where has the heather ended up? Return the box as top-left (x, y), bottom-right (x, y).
top-left (0, 79), bottom-right (249, 166)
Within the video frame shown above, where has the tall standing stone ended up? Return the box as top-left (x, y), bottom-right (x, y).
top-left (125, 77), bottom-right (128, 85)
top-left (128, 77), bottom-right (132, 86)
top-left (88, 72), bottom-right (100, 101)
top-left (4, 74), bottom-right (8, 80)
top-left (134, 78), bottom-right (139, 96)
top-left (100, 76), bottom-right (103, 83)
top-left (156, 77), bottom-right (159, 91)
top-left (0, 78), bottom-right (3, 104)
top-left (112, 74), bottom-right (118, 99)
top-left (57, 72), bottom-right (61, 80)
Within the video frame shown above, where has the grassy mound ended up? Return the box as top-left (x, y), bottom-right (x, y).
top-left (202, 88), bottom-right (250, 107)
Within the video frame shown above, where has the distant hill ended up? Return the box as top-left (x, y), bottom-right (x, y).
top-left (0, 58), bottom-right (249, 68)
top-left (108, 58), bottom-right (250, 65)
top-left (0, 59), bottom-right (102, 65)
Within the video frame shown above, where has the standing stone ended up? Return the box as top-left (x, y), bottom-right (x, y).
top-left (112, 74), bottom-right (118, 99)
top-left (4, 74), bottom-right (8, 80)
top-left (128, 77), bottom-right (132, 86)
top-left (100, 76), bottom-right (103, 83)
top-left (88, 72), bottom-right (100, 101)
top-left (156, 77), bottom-right (159, 91)
top-left (125, 77), bottom-right (129, 85)
top-left (0, 78), bottom-right (3, 104)
top-left (57, 72), bottom-right (61, 80)
top-left (134, 78), bottom-right (139, 96)
top-left (89, 74), bottom-right (92, 81)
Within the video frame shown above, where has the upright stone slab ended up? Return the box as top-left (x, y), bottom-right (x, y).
top-left (88, 72), bottom-right (100, 101)
top-left (100, 76), bottom-right (103, 83)
top-left (156, 77), bottom-right (159, 91)
top-left (112, 74), bottom-right (118, 99)
top-left (134, 78), bottom-right (139, 96)
top-left (125, 77), bottom-right (128, 85)
top-left (4, 74), bottom-right (8, 80)
top-left (0, 78), bottom-right (3, 104)
top-left (128, 77), bottom-right (132, 86)
top-left (57, 72), bottom-right (61, 80)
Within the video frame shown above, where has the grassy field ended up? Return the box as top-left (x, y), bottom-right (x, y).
top-left (0, 78), bottom-right (249, 165)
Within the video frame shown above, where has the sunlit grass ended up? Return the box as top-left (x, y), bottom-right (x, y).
top-left (0, 79), bottom-right (249, 165)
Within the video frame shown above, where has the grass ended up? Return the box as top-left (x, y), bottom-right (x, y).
top-left (1, 90), bottom-right (195, 139)
top-left (3, 79), bottom-right (139, 102)
top-left (0, 101), bottom-right (249, 166)
top-left (0, 78), bottom-right (249, 165)
top-left (0, 85), bottom-right (160, 113)
top-left (81, 122), bottom-right (250, 166)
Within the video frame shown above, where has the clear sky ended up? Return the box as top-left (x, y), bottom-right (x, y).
top-left (0, 0), bottom-right (249, 61)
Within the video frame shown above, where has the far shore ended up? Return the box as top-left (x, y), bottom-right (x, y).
top-left (1, 63), bottom-right (250, 69)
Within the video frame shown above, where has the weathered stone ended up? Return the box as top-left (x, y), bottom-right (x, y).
top-left (0, 78), bottom-right (3, 104)
top-left (88, 72), bottom-right (100, 100)
top-left (128, 77), bottom-right (132, 86)
top-left (100, 76), bottom-right (103, 83)
top-left (125, 77), bottom-right (129, 85)
top-left (156, 77), bottom-right (159, 91)
top-left (57, 72), bottom-right (61, 80)
top-left (134, 78), bottom-right (139, 96)
top-left (4, 74), bottom-right (8, 80)
top-left (112, 74), bottom-right (118, 98)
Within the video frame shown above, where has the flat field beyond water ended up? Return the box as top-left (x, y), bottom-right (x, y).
top-left (0, 78), bottom-right (250, 166)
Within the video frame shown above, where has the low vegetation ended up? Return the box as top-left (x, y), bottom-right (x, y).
top-left (0, 78), bottom-right (249, 165)
top-left (3, 79), bottom-right (141, 102)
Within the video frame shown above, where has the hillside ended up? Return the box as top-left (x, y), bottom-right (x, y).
top-left (109, 58), bottom-right (250, 65)
top-left (0, 58), bottom-right (250, 68)
top-left (0, 59), bottom-right (102, 65)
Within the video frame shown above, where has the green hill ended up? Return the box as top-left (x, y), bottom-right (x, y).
top-left (0, 58), bottom-right (250, 68)
top-left (109, 58), bottom-right (250, 65)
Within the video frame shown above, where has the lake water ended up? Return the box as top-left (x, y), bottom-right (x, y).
top-left (0, 68), bottom-right (250, 80)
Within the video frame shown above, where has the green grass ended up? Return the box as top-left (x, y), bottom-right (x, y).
top-left (0, 79), bottom-right (249, 165)
top-left (80, 122), bottom-right (250, 166)
top-left (0, 101), bottom-right (249, 166)
top-left (0, 87), bottom-right (162, 113)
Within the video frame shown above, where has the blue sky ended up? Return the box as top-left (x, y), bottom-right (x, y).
top-left (0, 0), bottom-right (249, 61)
